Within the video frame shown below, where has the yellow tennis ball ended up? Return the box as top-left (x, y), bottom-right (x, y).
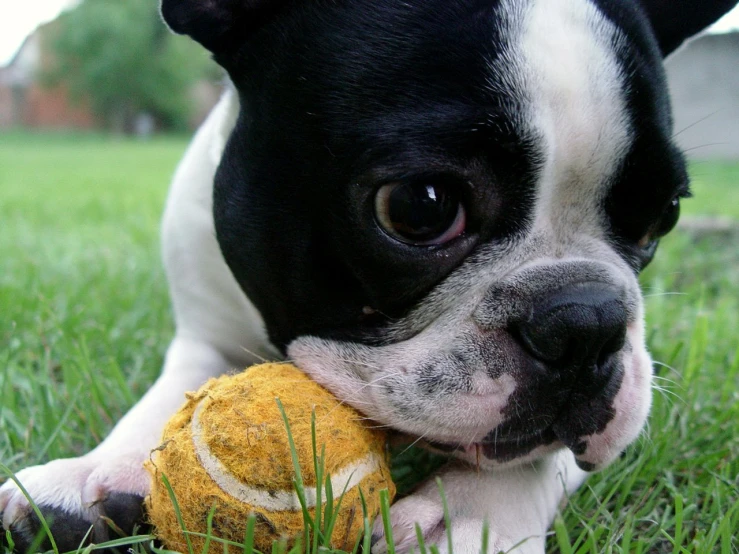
top-left (145, 362), bottom-right (395, 553)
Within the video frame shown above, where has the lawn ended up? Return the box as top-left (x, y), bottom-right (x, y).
top-left (0, 131), bottom-right (737, 553)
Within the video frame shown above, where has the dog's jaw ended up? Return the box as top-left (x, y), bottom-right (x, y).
top-left (288, 251), bottom-right (654, 471)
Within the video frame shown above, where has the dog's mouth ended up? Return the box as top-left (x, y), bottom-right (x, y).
top-left (478, 428), bottom-right (559, 461)
top-left (425, 427), bottom-right (560, 463)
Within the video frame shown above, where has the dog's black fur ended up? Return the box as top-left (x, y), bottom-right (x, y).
top-left (165, 0), bottom-right (706, 349)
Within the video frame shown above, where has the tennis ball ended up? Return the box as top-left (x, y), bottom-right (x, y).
top-left (145, 362), bottom-right (395, 553)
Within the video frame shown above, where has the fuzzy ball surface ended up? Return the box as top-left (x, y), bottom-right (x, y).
top-left (146, 362), bottom-right (395, 552)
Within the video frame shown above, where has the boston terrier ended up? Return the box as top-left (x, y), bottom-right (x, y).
top-left (2, 0), bottom-right (737, 552)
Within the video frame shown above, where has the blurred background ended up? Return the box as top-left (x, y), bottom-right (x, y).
top-left (0, 0), bottom-right (224, 135)
top-left (1, 0), bottom-right (738, 145)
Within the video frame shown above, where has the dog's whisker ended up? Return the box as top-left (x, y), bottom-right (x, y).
top-left (642, 291), bottom-right (687, 298)
top-left (682, 142), bottom-right (729, 153)
top-left (346, 413), bottom-right (394, 430)
top-left (357, 422), bottom-right (395, 430)
top-left (652, 360), bottom-right (681, 377)
top-left (651, 374), bottom-right (683, 389)
top-left (671, 110), bottom-right (721, 139)
top-left (316, 372), bottom-right (406, 423)
top-left (237, 346), bottom-right (271, 363)
top-left (650, 384), bottom-right (684, 404)
top-left (395, 430), bottom-right (432, 458)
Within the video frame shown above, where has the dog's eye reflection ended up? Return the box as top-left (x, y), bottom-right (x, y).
top-left (374, 180), bottom-right (466, 245)
top-left (637, 195), bottom-right (682, 249)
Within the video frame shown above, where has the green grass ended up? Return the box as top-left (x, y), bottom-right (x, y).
top-left (1, 132), bottom-right (179, 465)
top-left (1, 131), bottom-right (738, 553)
top-left (683, 161), bottom-right (739, 218)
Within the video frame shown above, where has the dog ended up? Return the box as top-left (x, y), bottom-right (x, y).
top-left (2, 0), bottom-right (737, 552)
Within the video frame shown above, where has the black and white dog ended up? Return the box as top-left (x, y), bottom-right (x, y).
top-left (2, 0), bottom-right (737, 552)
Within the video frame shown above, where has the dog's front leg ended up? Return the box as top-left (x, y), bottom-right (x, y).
top-left (0, 336), bottom-right (233, 549)
top-left (372, 450), bottom-right (588, 554)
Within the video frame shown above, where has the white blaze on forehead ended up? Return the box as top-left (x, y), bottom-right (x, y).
top-left (499, 0), bottom-right (632, 235)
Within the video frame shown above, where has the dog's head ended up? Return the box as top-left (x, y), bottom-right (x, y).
top-left (162, 0), bottom-right (737, 470)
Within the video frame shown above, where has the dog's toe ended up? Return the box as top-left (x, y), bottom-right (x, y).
top-left (371, 494), bottom-right (445, 554)
top-left (100, 492), bottom-right (146, 535)
top-left (0, 456), bottom-right (150, 552)
top-left (3, 495), bottom-right (147, 554)
top-left (8, 505), bottom-right (99, 554)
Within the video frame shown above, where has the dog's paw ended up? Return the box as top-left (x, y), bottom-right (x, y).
top-left (370, 493), bottom-right (445, 554)
top-left (0, 454), bottom-right (149, 552)
top-left (370, 473), bottom-right (545, 554)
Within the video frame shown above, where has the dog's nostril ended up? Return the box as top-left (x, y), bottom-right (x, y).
top-left (511, 282), bottom-right (628, 372)
top-left (596, 325), bottom-right (627, 366)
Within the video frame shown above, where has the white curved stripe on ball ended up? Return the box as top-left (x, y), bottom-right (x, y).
top-left (191, 397), bottom-right (382, 511)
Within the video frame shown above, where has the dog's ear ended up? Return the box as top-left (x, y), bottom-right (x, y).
top-left (160, 0), bottom-right (291, 53)
top-left (638, 0), bottom-right (738, 56)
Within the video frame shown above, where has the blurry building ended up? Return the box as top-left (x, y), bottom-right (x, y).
top-left (0, 23), bottom-right (222, 132)
top-left (0, 26), bottom-right (96, 129)
top-left (666, 31), bottom-right (739, 160)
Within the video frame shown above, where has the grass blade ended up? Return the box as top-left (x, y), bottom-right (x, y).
top-left (276, 398), bottom-right (313, 552)
top-left (434, 478), bottom-right (453, 554)
top-left (415, 524), bottom-right (429, 554)
top-left (243, 513), bottom-right (257, 554)
top-left (311, 410), bottom-right (323, 553)
top-left (160, 472), bottom-right (195, 554)
top-left (379, 488), bottom-right (396, 554)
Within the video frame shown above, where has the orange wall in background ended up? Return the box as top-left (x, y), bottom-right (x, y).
top-left (22, 84), bottom-right (96, 129)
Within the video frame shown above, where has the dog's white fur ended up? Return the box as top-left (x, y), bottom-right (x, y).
top-left (1, 0), bottom-right (655, 550)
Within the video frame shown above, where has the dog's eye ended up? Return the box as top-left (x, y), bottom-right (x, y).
top-left (654, 196), bottom-right (681, 238)
top-left (637, 196), bottom-right (681, 248)
top-left (374, 181), bottom-right (466, 245)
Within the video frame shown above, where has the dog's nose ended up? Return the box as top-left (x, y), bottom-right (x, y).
top-left (512, 282), bottom-right (627, 370)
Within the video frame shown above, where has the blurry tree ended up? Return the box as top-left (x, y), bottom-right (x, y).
top-left (43, 0), bottom-right (220, 132)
